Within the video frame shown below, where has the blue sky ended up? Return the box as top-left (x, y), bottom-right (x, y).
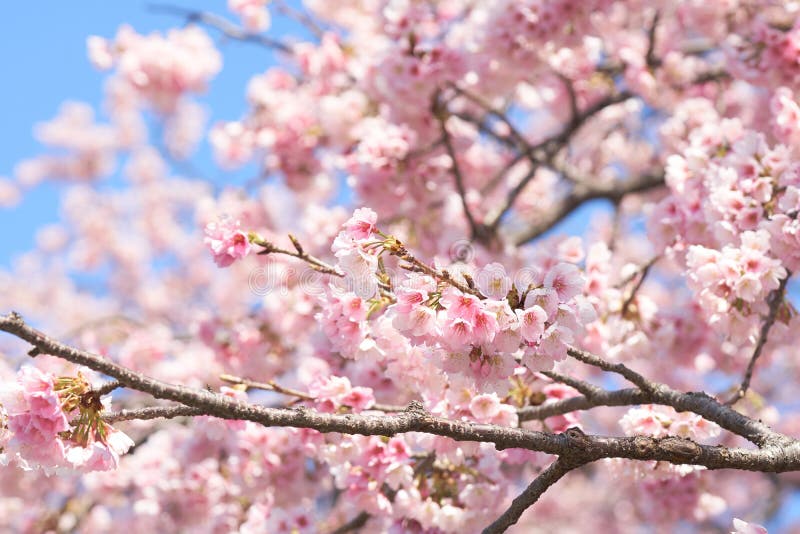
top-left (0, 1), bottom-right (308, 268)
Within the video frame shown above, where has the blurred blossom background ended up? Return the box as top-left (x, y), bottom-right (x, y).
top-left (0, 1), bottom-right (312, 267)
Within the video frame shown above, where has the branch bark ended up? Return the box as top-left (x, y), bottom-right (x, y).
top-left (2, 312), bottom-right (799, 473)
top-left (566, 346), bottom-right (788, 447)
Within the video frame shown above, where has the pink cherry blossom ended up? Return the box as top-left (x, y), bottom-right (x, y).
top-left (516, 305), bottom-right (548, 343)
top-left (342, 207), bottom-right (377, 240)
top-left (543, 263), bottom-right (585, 302)
top-left (469, 393), bottom-right (501, 422)
top-left (204, 217), bottom-right (252, 268)
top-left (476, 263), bottom-right (511, 299)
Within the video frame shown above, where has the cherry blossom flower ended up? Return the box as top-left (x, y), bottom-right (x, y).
top-left (204, 217), bottom-right (252, 268)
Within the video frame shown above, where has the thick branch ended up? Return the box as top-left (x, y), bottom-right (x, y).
top-left (2, 313), bottom-right (798, 471)
top-left (566, 346), bottom-right (788, 447)
top-left (104, 405), bottom-right (206, 422)
top-left (518, 388), bottom-right (649, 422)
top-left (482, 457), bottom-right (584, 533)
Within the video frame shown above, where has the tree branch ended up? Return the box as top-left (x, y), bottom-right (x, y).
top-left (518, 388), bottom-right (649, 422)
top-left (514, 171), bottom-right (665, 246)
top-left (252, 234), bottom-right (343, 277)
top-left (219, 373), bottom-right (406, 412)
top-left (149, 4), bottom-right (292, 53)
top-left (2, 312), bottom-right (798, 470)
top-left (541, 371), bottom-right (603, 398)
top-left (329, 511), bottom-right (370, 534)
top-left (565, 346), bottom-right (788, 447)
top-left (436, 106), bottom-right (485, 241)
top-left (449, 83), bottom-right (536, 156)
top-left (104, 405), bottom-right (206, 422)
top-left (94, 380), bottom-right (122, 397)
top-left (726, 273), bottom-right (792, 405)
top-left (482, 457), bottom-right (585, 533)
top-left (620, 257), bottom-right (656, 318)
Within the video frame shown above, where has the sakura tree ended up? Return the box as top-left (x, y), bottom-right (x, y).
top-left (2, 1), bottom-right (800, 532)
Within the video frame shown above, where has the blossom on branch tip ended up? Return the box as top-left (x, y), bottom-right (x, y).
top-left (204, 217), bottom-right (253, 268)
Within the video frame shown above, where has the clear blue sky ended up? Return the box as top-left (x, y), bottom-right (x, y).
top-left (0, 1), bottom-right (308, 268)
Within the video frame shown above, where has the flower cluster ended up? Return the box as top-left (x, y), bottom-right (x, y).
top-left (686, 231), bottom-right (787, 337)
top-left (322, 435), bottom-right (412, 514)
top-left (650, 97), bottom-right (798, 339)
top-left (307, 375), bottom-right (375, 413)
top-left (0, 366), bottom-right (133, 472)
top-left (620, 404), bottom-right (721, 442)
top-left (87, 25), bottom-right (221, 113)
top-left (311, 208), bottom-right (596, 390)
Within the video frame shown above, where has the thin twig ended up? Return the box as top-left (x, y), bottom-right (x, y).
top-left (482, 457), bottom-right (585, 533)
top-left (645, 11), bottom-right (661, 69)
top-left (394, 248), bottom-right (485, 298)
top-left (620, 258), bottom-right (656, 317)
top-left (559, 75), bottom-right (579, 126)
top-left (273, 0), bottom-right (327, 39)
top-left (329, 511), bottom-right (370, 534)
top-left (449, 83), bottom-right (534, 155)
top-left (726, 274), bottom-right (791, 405)
top-left (436, 105), bottom-right (483, 241)
top-left (485, 165), bottom-right (540, 232)
top-left (541, 371), bottom-right (601, 399)
top-left (149, 4), bottom-right (292, 53)
top-left (254, 236), bottom-right (343, 277)
top-left (219, 373), bottom-right (406, 412)
top-left (615, 255), bottom-right (662, 289)
top-left (566, 346), bottom-right (655, 392)
top-left (94, 380), bottom-right (122, 397)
